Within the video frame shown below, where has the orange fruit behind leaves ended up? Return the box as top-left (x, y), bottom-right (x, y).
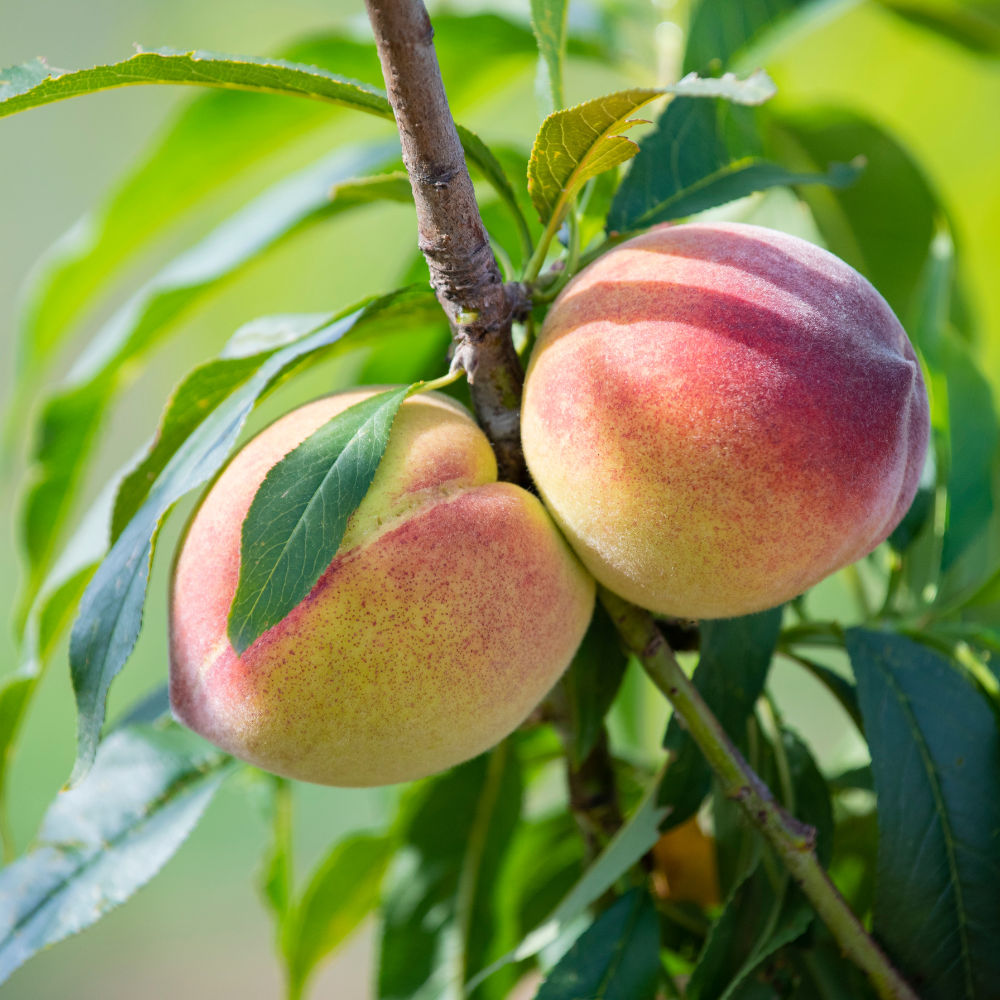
top-left (651, 816), bottom-right (720, 909)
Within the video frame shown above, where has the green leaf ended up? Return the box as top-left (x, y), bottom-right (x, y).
top-left (228, 385), bottom-right (411, 656)
top-left (607, 97), bottom-right (859, 234)
top-left (781, 652), bottom-right (864, 734)
top-left (683, 0), bottom-right (809, 74)
top-left (529, 74), bottom-right (777, 229)
top-left (8, 13), bottom-right (559, 389)
top-left (0, 48), bottom-right (392, 121)
top-left (847, 628), bottom-right (1000, 999)
top-left (535, 888), bottom-right (661, 1000)
top-left (769, 109), bottom-right (937, 322)
top-left (529, 87), bottom-right (661, 226)
top-left (467, 765), bottom-right (668, 994)
top-left (19, 141), bottom-right (399, 621)
top-left (563, 603), bottom-right (629, 768)
top-left (9, 34), bottom-right (385, 385)
top-left (531, 0), bottom-right (570, 115)
top-left (0, 723), bottom-right (231, 985)
top-left (378, 747), bottom-right (522, 1000)
top-left (658, 609), bottom-right (783, 831)
top-left (67, 290), bottom-right (441, 785)
top-left (877, 0), bottom-right (1000, 54)
top-left (286, 834), bottom-right (393, 1000)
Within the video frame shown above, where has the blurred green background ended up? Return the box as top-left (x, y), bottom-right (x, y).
top-left (1, 0), bottom-right (997, 996)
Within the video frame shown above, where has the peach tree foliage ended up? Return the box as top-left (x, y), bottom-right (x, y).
top-left (0, 1), bottom-right (998, 999)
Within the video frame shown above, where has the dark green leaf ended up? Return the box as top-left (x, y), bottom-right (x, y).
top-left (536, 888), bottom-right (661, 1000)
top-left (769, 109), bottom-right (937, 321)
top-left (683, 0), bottom-right (809, 74)
top-left (877, 0), bottom-right (1000, 53)
top-left (228, 386), bottom-right (410, 656)
top-left (782, 730), bottom-right (834, 869)
top-left (658, 609), bottom-right (783, 831)
top-left (0, 723), bottom-right (231, 985)
top-left (847, 628), bottom-right (1000, 999)
top-left (68, 290), bottom-right (441, 784)
top-left (378, 746), bottom-right (521, 1000)
top-left (468, 767), bottom-right (669, 995)
top-left (286, 834), bottom-right (392, 1000)
top-left (937, 336), bottom-right (998, 571)
top-left (687, 859), bottom-right (811, 1000)
top-left (563, 603), bottom-right (629, 767)
top-left (608, 98), bottom-right (859, 234)
top-left (18, 142), bottom-right (400, 622)
top-left (0, 48), bottom-right (392, 120)
top-left (531, 0), bottom-right (570, 115)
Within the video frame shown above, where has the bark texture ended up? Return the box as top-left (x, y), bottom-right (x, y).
top-left (364, 0), bottom-right (529, 484)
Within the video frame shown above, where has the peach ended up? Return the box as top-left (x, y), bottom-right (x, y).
top-left (170, 389), bottom-right (594, 786)
top-left (521, 222), bottom-right (929, 619)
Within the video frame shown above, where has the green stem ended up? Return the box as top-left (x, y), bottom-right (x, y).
top-left (599, 588), bottom-right (919, 1000)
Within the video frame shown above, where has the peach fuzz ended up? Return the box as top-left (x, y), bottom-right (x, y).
top-left (521, 222), bottom-right (929, 619)
top-left (170, 389), bottom-right (594, 786)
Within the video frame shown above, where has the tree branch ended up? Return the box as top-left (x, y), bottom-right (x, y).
top-left (600, 587), bottom-right (920, 1000)
top-left (363, 0), bottom-right (528, 485)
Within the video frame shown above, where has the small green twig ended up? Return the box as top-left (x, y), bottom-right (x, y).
top-left (599, 587), bottom-right (919, 1000)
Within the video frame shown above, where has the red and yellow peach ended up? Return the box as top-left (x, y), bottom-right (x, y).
top-left (170, 389), bottom-right (594, 786)
top-left (521, 222), bottom-right (929, 619)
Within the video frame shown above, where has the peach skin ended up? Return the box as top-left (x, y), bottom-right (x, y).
top-left (521, 222), bottom-right (929, 619)
top-left (170, 389), bottom-right (595, 786)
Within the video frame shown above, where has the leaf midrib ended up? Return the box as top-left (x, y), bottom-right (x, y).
top-left (877, 658), bottom-right (974, 999)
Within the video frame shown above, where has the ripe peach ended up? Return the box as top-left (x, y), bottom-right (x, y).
top-left (170, 389), bottom-right (595, 786)
top-left (522, 222), bottom-right (929, 619)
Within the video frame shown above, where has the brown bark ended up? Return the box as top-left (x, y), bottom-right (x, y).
top-left (363, 0), bottom-right (529, 485)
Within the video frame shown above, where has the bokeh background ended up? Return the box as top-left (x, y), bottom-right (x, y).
top-left (1, 0), bottom-right (998, 996)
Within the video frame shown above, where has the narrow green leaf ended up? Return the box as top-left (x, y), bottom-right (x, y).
top-left (379, 750), bottom-right (522, 1000)
top-left (658, 609), bottom-right (783, 831)
top-left (536, 888), bottom-right (661, 1000)
top-left (608, 98), bottom-right (860, 234)
top-left (531, 0), bottom-right (569, 115)
top-left (458, 126), bottom-right (534, 261)
top-left (0, 48), bottom-right (392, 120)
top-left (684, 0), bottom-right (808, 74)
top-left (19, 142), bottom-right (399, 622)
top-left (467, 765), bottom-right (668, 995)
top-left (286, 834), bottom-right (392, 1000)
top-left (228, 385), bottom-right (411, 656)
top-left (0, 723), bottom-right (231, 985)
top-left (827, 765), bottom-right (874, 794)
top-left (563, 603), bottom-right (629, 768)
top-left (782, 652), bottom-right (864, 734)
top-left (258, 776), bottom-right (294, 928)
top-left (847, 628), bottom-right (1000, 999)
top-left (68, 290), bottom-right (441, 784)
top-left (937, 337), bottom-right (999, 571)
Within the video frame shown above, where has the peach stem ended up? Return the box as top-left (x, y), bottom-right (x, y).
top-left (599, 586), bottom-right (920, 1000)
